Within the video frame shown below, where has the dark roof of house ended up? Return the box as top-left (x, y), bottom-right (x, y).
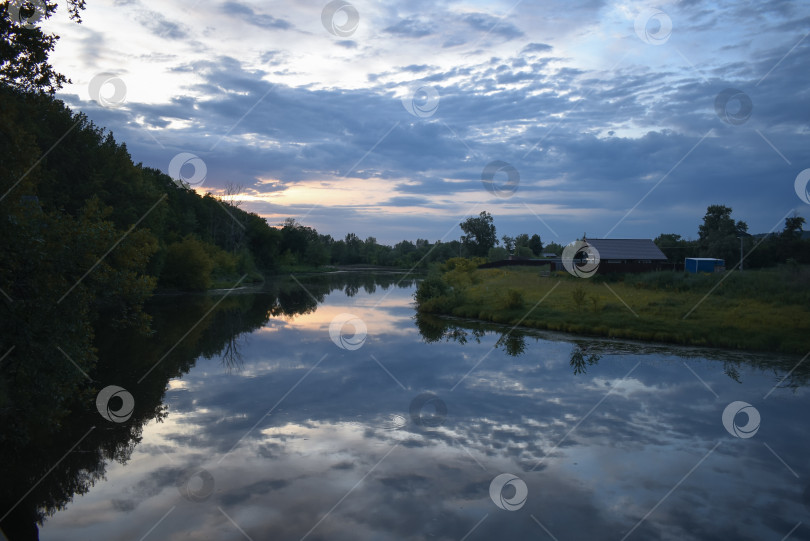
top-left (584, 238), bottom-right (667, 260)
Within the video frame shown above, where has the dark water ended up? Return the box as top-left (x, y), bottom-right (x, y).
top-left (3, 273), bottom-right (810, 540)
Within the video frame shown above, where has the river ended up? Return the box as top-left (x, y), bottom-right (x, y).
top-left (2, 272), bottom-right (809, 540)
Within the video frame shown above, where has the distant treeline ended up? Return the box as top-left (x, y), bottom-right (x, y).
top-left (0, 86), bottom-right (557, 298)
top-left (0, 86), bottom-right (444, 295)
top-left (654, 205), bottom-right (810, 269)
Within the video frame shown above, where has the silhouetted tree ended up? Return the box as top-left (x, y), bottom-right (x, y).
top-left (1, 1), bottom-right (86, 93)
top-left (460, 211), bottom-right (498, 257)
top-left (528, 234), bottom-right (543, 256)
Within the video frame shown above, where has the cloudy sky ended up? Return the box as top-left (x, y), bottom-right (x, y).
top-left (42, 0), bottom-right (810, 244)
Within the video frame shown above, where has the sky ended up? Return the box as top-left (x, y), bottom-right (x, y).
top-left (40, 0), bottom-right (810, 245)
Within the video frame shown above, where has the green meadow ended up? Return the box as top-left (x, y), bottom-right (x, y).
top-left (414, 260), bottom-right (810, 354)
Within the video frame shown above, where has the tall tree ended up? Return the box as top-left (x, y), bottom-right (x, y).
top-left (501, 235), bottom-right (515, 254)
top-left (697, 205), bottom-right (749, 265)
top-left (783, 215), bottom-right (806, 239)
top-left (698, 205), bottom-right (748, 240)
top-left (1, 1), bottom-right (86, 93)
top-left (514, 233), bottom-right (530, 249)
top-left (460, 211), bottom-right (497, 257)
top-left (528, 234), bottom-right (543, 256)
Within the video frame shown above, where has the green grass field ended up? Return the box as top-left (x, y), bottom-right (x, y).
top-left (415, 263), bottom-right (810, 354)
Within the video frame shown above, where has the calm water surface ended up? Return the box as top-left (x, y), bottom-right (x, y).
top-left (12, 273), bottom-right (810, 540)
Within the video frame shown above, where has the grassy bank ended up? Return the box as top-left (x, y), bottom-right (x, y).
top-left (414, 259), bottom-right (810, 354)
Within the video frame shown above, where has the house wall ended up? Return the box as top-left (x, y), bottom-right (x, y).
top-left (597, 261), bottom-right (673, 274)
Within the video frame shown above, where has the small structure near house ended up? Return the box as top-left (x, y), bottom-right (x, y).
top-left (685, 258), bottom-right (725, 273)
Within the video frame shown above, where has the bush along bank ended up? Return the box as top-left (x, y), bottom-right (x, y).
top-left (413, 259), bottom-right (810, 354)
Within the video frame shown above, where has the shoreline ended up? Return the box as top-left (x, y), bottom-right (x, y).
top-left (414, 264), bottom-right (810, 355)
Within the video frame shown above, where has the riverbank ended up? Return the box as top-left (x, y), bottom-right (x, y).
top-left (414, 261), bottom-right (810, 354)
top-left (154, 265), bottom-right (418, 294)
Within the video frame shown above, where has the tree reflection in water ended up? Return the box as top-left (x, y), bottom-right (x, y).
top-left (413, 312), bottom-right (810, 384)
top-left (0, 272), bottom-right (415, 540)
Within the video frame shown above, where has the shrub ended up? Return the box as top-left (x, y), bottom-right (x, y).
top-left (441, 257), bottom-right (486, 273)
top-left (503, 288), bottom-right (524, 310)
top-left (160, 236), bottom-right (213, 291)
top-left (414, 274), bottom-right (450, 306)
top-left (571, 285), bottom-right (587, 310)
top-left (488, 246), bottom-right (508, 261)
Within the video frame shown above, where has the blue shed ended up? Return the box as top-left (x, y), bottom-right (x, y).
top-left (685, 258), bottom-right (725, 273)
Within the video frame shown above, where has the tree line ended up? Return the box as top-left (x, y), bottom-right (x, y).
top-left (655, 205), bottom-right (809, 269)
